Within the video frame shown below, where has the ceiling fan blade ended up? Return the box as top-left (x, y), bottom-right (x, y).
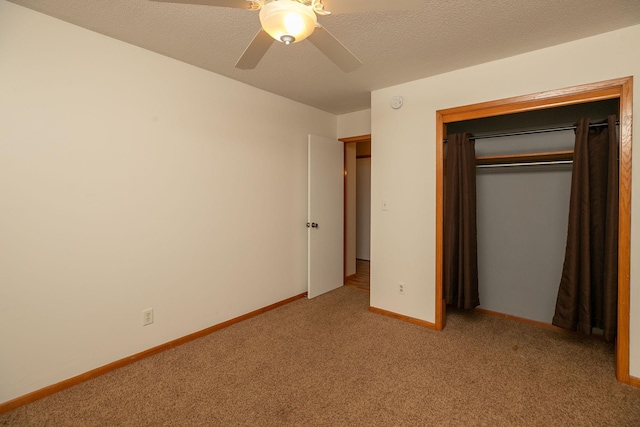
top-left (307, 25), bottom-right (362, 73)
top-left (149, 0), bottom-right (252, 9)
top-left (235, 29), bottom-right (274, 70)
top-left (320, 0), bottom-right (422, 15)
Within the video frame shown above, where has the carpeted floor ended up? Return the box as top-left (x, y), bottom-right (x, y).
top-left (1, 286), bottom-right (639, 426)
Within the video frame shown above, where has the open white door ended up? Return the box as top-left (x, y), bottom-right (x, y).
top-left (308, 134), bottom-right (344, 298)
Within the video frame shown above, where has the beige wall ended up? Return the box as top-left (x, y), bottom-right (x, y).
top-left (371, 24), bottom-right (640, 378)
top-left (0, 1), bottom-right (336, 403)
top-left (338, 109), bottom-right (371, 139)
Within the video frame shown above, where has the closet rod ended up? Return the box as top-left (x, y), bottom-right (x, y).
top-left (444, 120), bottom-right (618, 143)
top-left (476, 160), bottom-right (573, 169)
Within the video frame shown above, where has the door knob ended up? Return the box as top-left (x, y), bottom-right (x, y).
top-left (312, 222), bottom-right (319, 228)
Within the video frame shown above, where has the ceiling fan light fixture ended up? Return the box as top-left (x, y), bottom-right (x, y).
top-left (259, 0), bottom-right (317, 45)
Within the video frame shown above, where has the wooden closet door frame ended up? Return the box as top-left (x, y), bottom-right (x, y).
top-left (435, 76), bottom-right (633, 384)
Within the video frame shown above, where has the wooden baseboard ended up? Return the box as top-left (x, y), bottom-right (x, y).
top-left (369, 306), bottom-right (437, 330)
top-left (0, 292), bottom-right (307, 415)
top-left (629, 376), bottom-right (640, 388)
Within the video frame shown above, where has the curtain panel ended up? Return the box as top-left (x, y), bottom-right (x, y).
top-left (444, 133), bottom-right (480, 309)
top-left (553, 116), bottom-right (619, 342)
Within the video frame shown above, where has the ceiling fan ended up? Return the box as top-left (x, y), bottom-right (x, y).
top-left (151, 0), bottom-right (422, 72)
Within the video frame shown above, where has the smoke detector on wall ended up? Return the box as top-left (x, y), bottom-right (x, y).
top-left (391, 96), bottom-right (404, 109)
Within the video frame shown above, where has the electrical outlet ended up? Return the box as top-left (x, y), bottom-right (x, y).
top-left (398, 282), bottom-right (405, 295)
top-left (142, 308), bottom-right (154, 326)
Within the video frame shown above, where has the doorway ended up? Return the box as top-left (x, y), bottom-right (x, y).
top-left (340, 134), bottom-right (372, 291)
top-left (435, 77), bottom-right (633, 383)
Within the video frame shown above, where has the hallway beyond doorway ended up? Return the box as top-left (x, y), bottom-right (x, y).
top-left (345, 259), bottom-right (370, 292)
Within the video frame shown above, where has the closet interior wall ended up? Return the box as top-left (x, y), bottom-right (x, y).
top-left (446, 99), bottom-right (619, 324)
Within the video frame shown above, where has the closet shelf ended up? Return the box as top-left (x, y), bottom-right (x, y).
top-left (476, 150), bottom-right (574, 166)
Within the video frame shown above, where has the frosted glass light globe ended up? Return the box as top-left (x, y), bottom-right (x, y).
top-left (259, 0), bottom-right (317, 45)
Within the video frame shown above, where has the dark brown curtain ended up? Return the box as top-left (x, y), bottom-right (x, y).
top-left (444, 133), bottom-right (479, 309)
top-left (552, 115), bottom-right (618, 342)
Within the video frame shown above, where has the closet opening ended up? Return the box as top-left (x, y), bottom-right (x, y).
top-left (435, 77), bottom-right (633, 384)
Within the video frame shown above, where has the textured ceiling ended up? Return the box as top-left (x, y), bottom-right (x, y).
top-left (8, 0), bottom-right (640, 114)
